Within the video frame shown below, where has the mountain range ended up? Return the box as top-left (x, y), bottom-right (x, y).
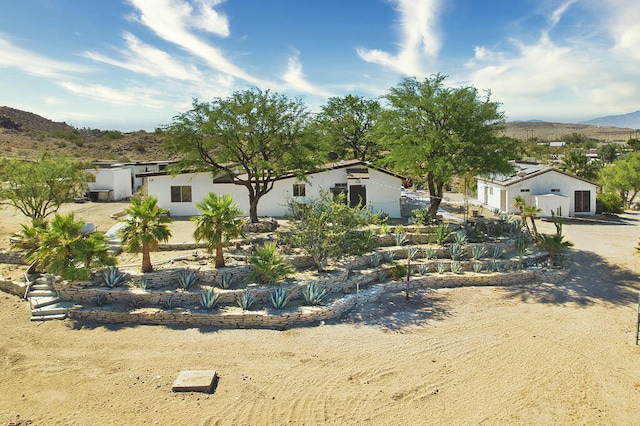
top-left (580, 110), bottom-right (640, 129)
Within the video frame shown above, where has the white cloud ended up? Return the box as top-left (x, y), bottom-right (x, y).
top-left (0, 35), bottom-right (89, 78)
top-left (603, 0), bottom-right (640, 61)
top-left (58, 81), bottom-right (166, 108)
top-left (357, 0), bottom-right (441, 77)
top-left (281, 53), bottom-right (333, 98)
top-left (84, 32), bottom-right (202, 81)
top-left (128, 0), bottom-right (272, 87)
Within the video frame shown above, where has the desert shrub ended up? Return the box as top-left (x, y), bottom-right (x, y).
top-left (270, 287), bottom-right (290, 310)
top-left (411, 208), bottom-right (432, 225)
top-left (249, 242), bottom-right (294, 285)
top-left (390, 263), bottom-right (408, 280)
top-left (597, 192), bottom-right (624, 214)
top-left (302, 282), bottom-right (326, 306)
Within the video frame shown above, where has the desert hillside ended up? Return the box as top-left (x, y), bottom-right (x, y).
top-left (1, 106), bottom-right (637, 163)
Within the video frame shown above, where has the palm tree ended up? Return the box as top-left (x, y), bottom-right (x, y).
top-left (26, 213), bottom-right (115, 281)
top-left (521, 204), bottom-right (542, 237)
top-left (513, 195), bottom-right (531, 235)
top-left (536, 233), bottom-right (574, 266)
top-left (119, 196), bottom-right (172, 273)
top-left (192, 193), bottom-right (245, 268)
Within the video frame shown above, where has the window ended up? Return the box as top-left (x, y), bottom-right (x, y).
top-left (551, 188), bottom-right (560, 193)
top-left (171, 185), bottom-right (192, 202)
top-left (574, 190), bottom-right (590, 212)
top-left (293, 183), bottom-right (306, 197)
top-left (520, 188), bottom-right (530, 193)
top-left (488, 187), bottom-right (493, 195)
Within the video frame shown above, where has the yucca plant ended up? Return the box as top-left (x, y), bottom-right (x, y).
top-left (270, 287), bottom-right (290, 310)
top-left (200, 287), bottom-right (220, 310)
top-left (302, 282), bottom-right (326, 306)
top-left (437, 262), bottom-right (447, 274)
top-left (450, 261), bottom-right (463, 274)
top-left (472, 261), bottom-right (483, 273)
top-left (217, 272), bottom-right (235, 289)
top-left (236, 288), bottom-right (254, 311)
top-left (100, 266), bottom-right (126, 288)
top-left (449, 243), bottom-right (463, 261)
top-left (370, 252), bottom-right (382, 268)
top-left (177, 269), bottom-right (198, 290)
top-left (471, 245), bottom-right (487, 261)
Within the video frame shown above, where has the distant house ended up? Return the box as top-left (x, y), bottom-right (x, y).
top-left (142, 159), bottom-right (406, 218)
top-left (86, 161), bottom-right (174, 201)
top-left (477, 161), bottom-right (599, 217)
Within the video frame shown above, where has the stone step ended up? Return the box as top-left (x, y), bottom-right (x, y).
top-left (34, 276), bottom-right (53, 285)
top-left (31, 283), bottom-right (53, 290)
top-left (31, 313), bottom-right (67, 321)
top-left (29, 296), bottom-right (60, 309)
top-left (31, 302), bottom-right (73, 316)
top-left (28, 289), bottom-right (57, 298)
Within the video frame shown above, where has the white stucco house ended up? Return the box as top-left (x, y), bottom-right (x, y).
top-left (142, 159), bottom-right (406, 218)
top-left (86, 161), bottom-right (175, 201)
top-left (477, 161), bottom-right (599, 217)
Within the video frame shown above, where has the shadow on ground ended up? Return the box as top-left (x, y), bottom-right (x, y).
top-left (503, 249), bottom-right (639, 307)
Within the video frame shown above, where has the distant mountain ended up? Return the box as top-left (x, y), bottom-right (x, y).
top-left (580, 110), bottom-right (640, 129)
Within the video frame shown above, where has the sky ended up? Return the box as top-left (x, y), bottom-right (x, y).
top-left (1, 0), bottom-right (639, 132)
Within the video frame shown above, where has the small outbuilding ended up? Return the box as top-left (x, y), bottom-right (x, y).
top-left (477, 161), bottom-right (599, 217)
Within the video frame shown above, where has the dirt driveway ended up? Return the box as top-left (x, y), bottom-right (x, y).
top-left (1, 206), bottom-right (640, 425)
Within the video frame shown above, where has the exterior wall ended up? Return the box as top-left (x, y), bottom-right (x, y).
top-left (478, 170), bottom-right (597, 216)
top-left (147, 167), bottom-right (403, 218)
top-left (87, 167), bottom-right (133, 201)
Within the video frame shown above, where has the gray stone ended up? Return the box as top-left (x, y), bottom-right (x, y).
top-left (172, 370), bottom-right (217, 393)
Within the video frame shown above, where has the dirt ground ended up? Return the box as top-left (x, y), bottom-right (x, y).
top-left (1, 201), bottom-right (640, 425)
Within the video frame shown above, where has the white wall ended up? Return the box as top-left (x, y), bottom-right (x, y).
top-left (147, 167), bottom-right (403, 218)
top-left (87, 167), bottom-right (133, 201)
top-left (478, 170), bottom-right (597, 216)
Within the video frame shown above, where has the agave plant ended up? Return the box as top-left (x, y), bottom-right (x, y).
top-left (129, 297), bottom-right (144, 309)
top-left (377, 271), bottom-right (387, 283)
top-left (472, 261), bottom-right (483, 273)
top-left (385, 250), bottom-right (395, 263)
top-left (217, 272), bottom-right (235, 289)
top-left (236, 288), bottom-right (254, 311)
top-left (302, 282), bottom-right (326, 306)
top-left (394, 231), bottom-right (407, 247)
top-left (419, 263), bottom-right (430, 275)
top-left (450, 261), bottom-right (463, 274)
top-left (370, 252), bottom-right (382, 268)
top-left (100, 266), bottom-right (126, 288)
top-left (491, 245), bottom-right (506, 260)
top-left (137, 277), bottom-right (150, 290)
top-left (177, 270), bottom-right (198, 290)
top-left (162, 297), bottom-right (178, 309)
top-left (449, 243), bottom-right (463, 261)
top-left (437, 262), bottom-right (447, 274)
top-left (95, 293), bottom-right (108, 307)
top-left (423, 247), bottom-right (435, 261)
top-left (200, 287), bottom-right (220, 310)
top-left (435, 222), bottom-right (451, 246)
top-left (471, 245), bottom-right (487, 260)
top-left (270, 287), bottom-right (290, 310)
top-left (453, 230), bottom-right (468, 246)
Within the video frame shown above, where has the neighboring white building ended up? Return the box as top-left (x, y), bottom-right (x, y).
top-left (143, 159), bottom-right (406, 218)
top-left (86, 165), bottom-right (132, 201)
top-left (477, 161), bottom-right (599, 217)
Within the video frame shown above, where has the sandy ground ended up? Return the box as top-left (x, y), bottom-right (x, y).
top-left (1, 202), bottom-right (640, 425)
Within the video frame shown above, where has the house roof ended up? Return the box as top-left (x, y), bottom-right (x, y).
top-left (141, 159), bottom-right (406, 182)
top-left (479, 161), bottom-right (599, 187)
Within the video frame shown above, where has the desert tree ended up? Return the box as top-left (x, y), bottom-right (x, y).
top-left (0, 155), bottom-right (89, 221)
top-left (192, 192), bottom-right (245, 268)
top-left (284, 191), bottom-right (379, 272)
top-left (599, 152), bottom-right (640, 207)
top-left (314, 94), bottom-right (383, 162)
top-left (377, 74), bottom-right (516, 219)
top-left (163, 88), bottom-right (318, 223)
top-left (119, 196), bottom-right (172, 273)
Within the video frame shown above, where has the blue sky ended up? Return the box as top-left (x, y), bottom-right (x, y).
top-left (1, 0), bottom-right (639, 131)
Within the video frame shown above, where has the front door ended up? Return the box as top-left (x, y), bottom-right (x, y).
top-left (575, 190), bottom-right (591, 213)
top-left (349, 185), bottom-right (366, 208)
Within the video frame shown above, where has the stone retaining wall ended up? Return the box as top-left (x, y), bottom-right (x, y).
top-left (0, 277), bottom-right (25, 297)
top-left (0, 251), bottom-right (25, 265)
